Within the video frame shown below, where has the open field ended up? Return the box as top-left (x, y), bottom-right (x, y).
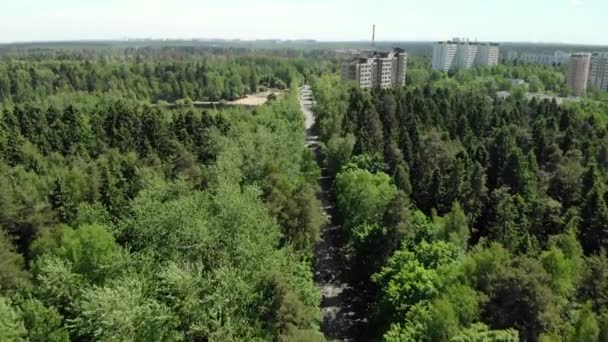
top-left (230, 90), bottom-right (285, 106)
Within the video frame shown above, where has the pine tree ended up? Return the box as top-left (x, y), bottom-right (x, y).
top-left (580, 167), bottom-right (608, 254)
top-left (466, 162), bottom-right (488, 224)
top-left (441, 202), bottom-right (470, 250)
top-left (49, 179), bottom-right (77, 224)
top-left (394, 164), bottom-right (412, 196)
top-left (571, 303), bottom-right (600, 342)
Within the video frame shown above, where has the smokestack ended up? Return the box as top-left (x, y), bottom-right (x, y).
top-left (372, 24), bottom-right (375, 49)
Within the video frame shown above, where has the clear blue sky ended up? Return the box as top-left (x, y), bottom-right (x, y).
top-left (1, 0), bottom-right (606, 45)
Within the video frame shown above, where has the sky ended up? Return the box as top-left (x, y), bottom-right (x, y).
top-left (0, 0), bottom-right (606, 45)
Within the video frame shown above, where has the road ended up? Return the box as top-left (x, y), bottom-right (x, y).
top-left (299, 85), bottom-right (364, 341)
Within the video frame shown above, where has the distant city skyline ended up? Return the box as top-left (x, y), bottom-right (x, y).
top-left (1, 0), bottom-right (607, 45)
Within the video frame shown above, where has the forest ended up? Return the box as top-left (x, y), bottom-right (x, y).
top-left (312, 71), bottom-right (608, 341)
top-left (0, 49), bottom-right (332, 341)
top-left (0, 56), bottom-right (307, 105)
top-left (3, 41), bottom-right (608, 342)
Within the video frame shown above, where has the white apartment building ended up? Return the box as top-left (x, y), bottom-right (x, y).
top-left (506, 50), bottom-right (519, 61)
top-left (478, 43), bottom-right (500, 66)
top-left (588, 53), bottom-right (608, 92)
top-left (554, 51), bottom-right (572, 65)
top-left (519, 53), bottom-right (554, 65)
top-left (342, 49), bottom-right (408, 89)
top-left (455, 43), bottom-right (479, 69)
top-left (432, 41), bottom-right (458, 71)
top-left (432, 39), bottom-right (499, 71)
top-left (517, 51), bottom-right (571, 66)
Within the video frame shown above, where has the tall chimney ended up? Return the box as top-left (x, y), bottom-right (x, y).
top-left (372, 24), bottom-right (376, 49)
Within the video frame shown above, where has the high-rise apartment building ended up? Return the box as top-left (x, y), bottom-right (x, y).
top-left (432, 39), bottom-right (499, 71)
top-left (512, 51), bottom-right (571, 66)
top-left (431, 41), bottom-right (458, 71)
top-left (477, 43), bottom-right (500, 66)
top-left (342, 49), bottom-right (408, 89)
top-left (455, 42), bottom-right (478, 69)
top-left (519, 53), bottom-right (554, 65)
top-left (554, 51), bottom-right (572, 66)
top-left (567, 53), bottom-right (591, 96)
top-left (588, 53), bottom-right (608, 92)
top-left (342, 57), bottom-right (374, 89)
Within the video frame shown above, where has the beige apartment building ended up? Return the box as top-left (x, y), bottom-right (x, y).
top-left (567, 53), bottom-right (591, 96)
top-left (342, 48), bottom-right (408, 89)
top-left (342, 57), bottom-right (374, 88)
top-left (432, 39), bottom-right (499, 71)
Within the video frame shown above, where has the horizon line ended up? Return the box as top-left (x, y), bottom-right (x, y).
top-left (0, 38), bottom-right (607, 48)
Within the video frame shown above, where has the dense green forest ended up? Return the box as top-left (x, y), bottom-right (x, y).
top-left (0, 56), bottom-right (310, 105)
top-left (312, 72), bottom-right (608, 341)
top-left (0, 48), bottom-right (333, 340)
top-left (4, 41), bottom-right (608, 341)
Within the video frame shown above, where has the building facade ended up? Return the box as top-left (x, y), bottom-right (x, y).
top-left (431, 41), bottom-right (458, 71)
top-left (342, 49), bottom-right (408, 89)
top-left (567, 53), bottom-right (591, 96)
top-left (342, 58), bottom-right (374, 89)
top-left (554, 51), bottom-right (572, 65)
top-left (477, 43), bottom-right (500, 66)
top-left (588, 52), bottom-right (608, 92)
top-left (432, 39), bottom-right (499, 71)
top-left (514, 51), bottom-right (571, 66)
top-left (519, 53), bottom-right (554, 66)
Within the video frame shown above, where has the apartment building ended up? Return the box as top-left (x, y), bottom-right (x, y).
top-left (342, 48), bottom-right (408, 89)
top-left (455, 42), bottom-right (478, 69)
top-left (477, 43), bottom-right (500, 66)
top-left (588, 52), bottom-right (608, 92)
top-left (506, 50), bottom-right (519, 61)
top-left (342, 57), bottom-right (374, 89)
top-left (519, 53), bottom-right (554, 65)
top-left (431, 41), bottom-right (458, 71)
top-left (515, 51), bottom-right (571, 66)
top-left (392, 52), bottom-right (408, 87)
top-left (432, 39), bottom-right (499, 71)
top-left (567, 53), bottom-right (591, 96)
top-left (554, 51), bottom-right (572, 65)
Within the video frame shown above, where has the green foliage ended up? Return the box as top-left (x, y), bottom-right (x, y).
top-left (541, 231), bottom-right (583, 297)
top-left (443, 284), bottom-right (482, 326)
top-left (311, 74), bottom-right (349, 142)
top-left (373, 239), bottom-right (460, 322)
top-left (450, 323), bottom-right (519, 342)
top-left (325, 134), bottom-right (355, 177)
top-left (393, 163), bottom-right (413, 196)
top-left (0, 55), bottom-right (325, 340)
top-left (580, 165), bottom-right (608, 254)
top-left (483, 257), bottom-right (561, 341)
top-left (0, 231), bottom-right (29, 295)
top-left (31, 224), bottom-right (124, 284)
top-left (312, 67), bottom-right (605, 340)
top-left (571, 303), bottom-right (600, 342)
top-left (0, 296), bottom-right (27, 341)
top-left (18, 298), bottom-right (70, 342)
top-left (72, 276), bottom-right (182, 341)
top-left (579, 252), bottom-right (608, 313)
top-left (0, 56), bottom-right (304, 104)
top-left (335, 168), bottom-right (397, 230)
top-left (31, 255), bottom-right (85, 315)
top-left (440, 202), bottom-right (470, 250)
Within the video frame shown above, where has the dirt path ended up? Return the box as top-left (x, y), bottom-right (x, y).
top-left (300, 86), bottom-right (365, 341)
